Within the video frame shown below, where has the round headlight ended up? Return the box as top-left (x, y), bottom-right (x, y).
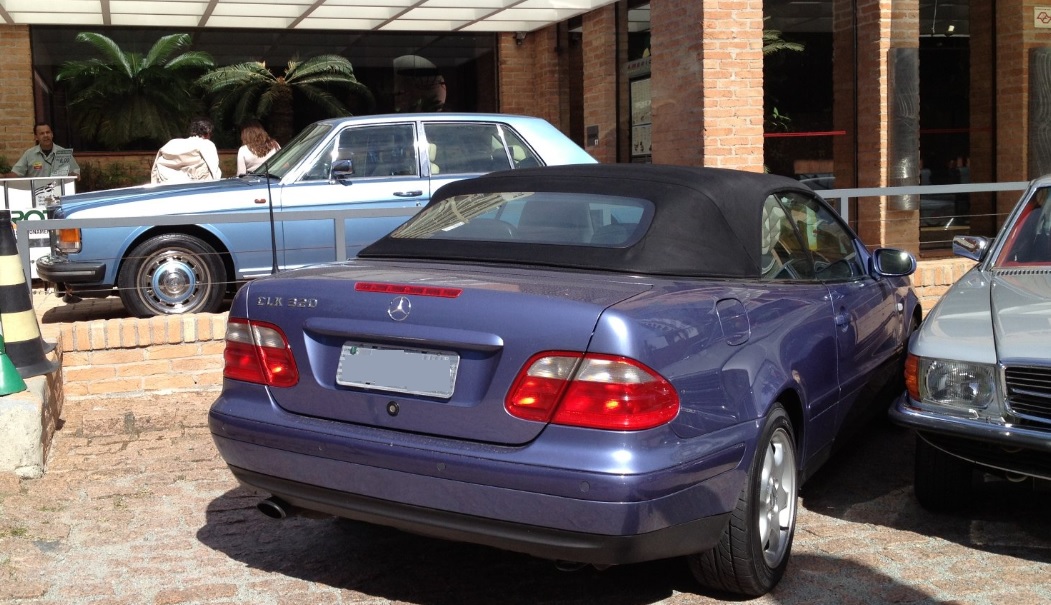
top-left (919, 359), bottom-right (997, 409)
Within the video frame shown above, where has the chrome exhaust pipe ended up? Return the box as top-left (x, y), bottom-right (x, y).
top-left (257, 496), bottom-right (291, 519)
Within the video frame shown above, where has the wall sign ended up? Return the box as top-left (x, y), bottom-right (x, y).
top-left (1036, 7), bottom-right (1051, 28)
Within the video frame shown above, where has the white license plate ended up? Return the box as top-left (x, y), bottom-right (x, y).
top-left (335, 343), bottom-right (459, 398)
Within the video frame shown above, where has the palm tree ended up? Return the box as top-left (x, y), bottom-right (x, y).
top-left (56, 32), bottom-right (215, 150)
top-left (763, 24), bottom-right (805, 56)
top-left (196, 55), bottom-right (375, 145)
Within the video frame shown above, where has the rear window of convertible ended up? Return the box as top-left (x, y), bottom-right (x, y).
top-left (390, 192), bottom-right (653, 247)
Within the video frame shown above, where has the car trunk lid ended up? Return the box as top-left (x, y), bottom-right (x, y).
top-left (242, 260), bottom-right (652, 445)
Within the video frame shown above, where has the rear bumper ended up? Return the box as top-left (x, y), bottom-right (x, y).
top-left (223, 463), bottom-right (733, 566)
top-left (35, 254), bottom-right (107, 284)
top-left (209, 392), bottom-right (750, 566)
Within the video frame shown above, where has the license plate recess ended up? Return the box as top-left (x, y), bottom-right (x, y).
top-left (336, 343), bottom-right (459, 398)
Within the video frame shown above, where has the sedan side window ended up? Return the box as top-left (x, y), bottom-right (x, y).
top-left (761, 195), bottom-right (813, 280)
top-left (776, 192), bottom-right (864, 281)
top-left (301, 124), bottom-right (418, 182)
top-left (424, 123), bottom-right (538, 175)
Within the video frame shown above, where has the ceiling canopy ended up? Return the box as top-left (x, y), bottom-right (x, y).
top-left (0, 0), bottom-right (616, 33)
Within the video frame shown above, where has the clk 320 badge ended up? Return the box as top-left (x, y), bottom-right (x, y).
top-left (256, 296), bottom-right (318, 308)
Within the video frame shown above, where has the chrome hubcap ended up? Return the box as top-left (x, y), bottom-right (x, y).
top-left (139, 250), bottom-right (208, 312)
top-left (153, 259), bottom-right (195, 303)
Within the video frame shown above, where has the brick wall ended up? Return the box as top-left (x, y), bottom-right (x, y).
top-left (649, 0), bottom-right (764, 170)
top-left (910, 257), bottom-right (975, 315)
top-left (997, 1), bottom-right (1051, 215)
top-left (44, 313), bottom-right (227, 401)
top-left (582, 5), bottom-right (619, 163)
top-left (0, 26), bottom-right (35, 169)
top-left (969, 0), bottom-right (997, 237)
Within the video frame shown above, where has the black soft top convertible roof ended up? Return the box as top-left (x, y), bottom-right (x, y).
top-left (359, 163), bottom-right (819, 278)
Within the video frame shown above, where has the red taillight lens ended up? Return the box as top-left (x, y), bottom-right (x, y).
top-left (223, 318), bottom-right (299, 388)
top-left (506, 352), bottom-right (679, 431)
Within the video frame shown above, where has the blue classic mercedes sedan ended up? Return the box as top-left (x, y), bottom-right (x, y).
top-left (36, 113), bottom-right (594, 317)
top-left (209, 164), bottom-right (920, 596)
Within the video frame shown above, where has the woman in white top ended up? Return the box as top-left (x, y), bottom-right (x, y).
top-left (236, 119), bottom-right (281, 175)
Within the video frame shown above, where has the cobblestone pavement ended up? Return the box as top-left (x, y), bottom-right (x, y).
top-left (3, 389), bottom-right (1051, 605)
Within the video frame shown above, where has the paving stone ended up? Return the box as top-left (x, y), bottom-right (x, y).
top-left (5, 393), bottom-right (1051, 604)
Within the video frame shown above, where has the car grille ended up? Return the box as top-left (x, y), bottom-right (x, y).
top-left (1005, 365), bottom-right (1051, 424)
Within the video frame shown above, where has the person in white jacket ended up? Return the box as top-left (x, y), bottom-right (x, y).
top-left (151, 118), bottom-right (221, 184)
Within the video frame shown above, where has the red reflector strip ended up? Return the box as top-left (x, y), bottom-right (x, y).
top-left (355, 282), bottom-right (463, 298)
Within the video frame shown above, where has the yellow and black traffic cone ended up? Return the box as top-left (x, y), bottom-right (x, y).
top-left (0, 332), bottom-right (27, 395)
top-left (0, 211), bottom-right (59, 378)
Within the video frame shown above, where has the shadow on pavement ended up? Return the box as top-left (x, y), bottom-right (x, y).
top-left (802, 416), bottom-right (1051, 566)
top-left (196, 489), bottom-right (689, 604)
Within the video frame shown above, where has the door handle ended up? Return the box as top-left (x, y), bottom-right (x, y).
top-left (394, 190), bottom-right (423, 197)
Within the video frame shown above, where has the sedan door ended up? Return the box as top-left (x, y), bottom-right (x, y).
top-left (279, 122), bottom-right (429, 270)
top-left (422, 121), bottom-right (544, 196)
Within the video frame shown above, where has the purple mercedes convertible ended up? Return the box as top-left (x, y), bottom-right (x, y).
top-left (209, 164), bottom-right (920, 596)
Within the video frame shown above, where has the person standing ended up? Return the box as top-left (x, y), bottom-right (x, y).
top-left (5, 122), bottom-right (80, 179)
top-left (236, 119), bottom-right (280, 175)
top-left (151, 117), bottom-right (221, 184)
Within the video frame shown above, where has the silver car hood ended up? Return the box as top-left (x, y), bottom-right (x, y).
top-left (916, 267), bottom-right (1051, 364)
top-left (989, 268), bottom-right (1051, 362)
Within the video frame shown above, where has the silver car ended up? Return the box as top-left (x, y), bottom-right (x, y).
top-left (891, 175), bottom-right (1051, 510)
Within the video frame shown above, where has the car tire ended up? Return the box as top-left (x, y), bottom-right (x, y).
top-left (688, 403), bottom-right (798, 597)
top-left (913, 434), bottom-right (972, 511)
top-left (117, 234), bottom-right (226, 317)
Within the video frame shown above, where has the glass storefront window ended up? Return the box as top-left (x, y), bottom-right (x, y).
top-left (31, 27), bottom-right (497, 152)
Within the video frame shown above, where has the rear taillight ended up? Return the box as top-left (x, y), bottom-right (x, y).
top-left (223, 318), bottom-right (299, 387)
top-left (56, 228), bottom-right (81, 254)
top-left (506, 352), bottom-right (679, 430)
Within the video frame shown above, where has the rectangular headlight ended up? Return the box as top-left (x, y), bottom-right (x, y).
top-left (917, 357), bottom-right (998, 410)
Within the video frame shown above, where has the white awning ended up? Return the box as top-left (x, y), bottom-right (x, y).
top-left (0, 0), bottom-right (616, 32)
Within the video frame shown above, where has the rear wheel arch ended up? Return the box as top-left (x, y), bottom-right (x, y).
top-left (773, 388), bottom-right (804, 453)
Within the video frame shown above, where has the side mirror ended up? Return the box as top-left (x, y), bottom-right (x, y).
top-left (871, 248), bottom-right (916, 277)
top-left (331, 158), bottom-right (354, 182)
top-left (952, 235), bottom-right (989, 262)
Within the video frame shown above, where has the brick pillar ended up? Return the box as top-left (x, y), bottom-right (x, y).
top-left (497, 27), bottom-right (574, 135)
top-left (650, 0), bottom-right (763, 170)
top-left (0, 26), bottom-right (35, 169)
top-left (851, 0), bottom-right (920, 252)
top-left (833, 0), bottom-right (858, 190)
top-left (996, 1), bottom-right (1051, 222)
top-left (968, 0), bottom-right (996, 237)
top-left (582, 5), bottom-right (619, 163)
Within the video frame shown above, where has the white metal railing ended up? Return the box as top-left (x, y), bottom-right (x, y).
top-left (4, 180), bottom-right (1035, 282)
top-left (817, 181), bottom-right (1030, 223)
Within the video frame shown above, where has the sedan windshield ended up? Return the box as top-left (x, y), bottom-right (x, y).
top-left (248, 122), bottom-right (333, 179)
top-left (996, 186), bottom-right (1051, 266)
